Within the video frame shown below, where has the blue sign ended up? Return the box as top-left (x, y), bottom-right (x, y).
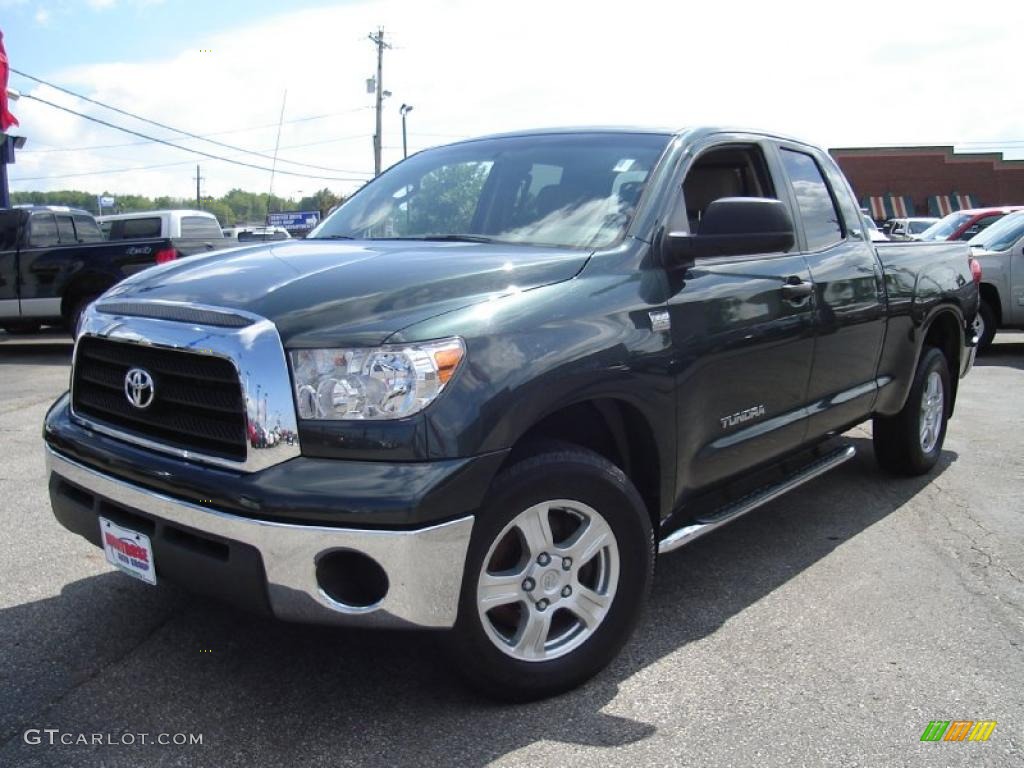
top-left (267, 211), bottom-right (320, 229)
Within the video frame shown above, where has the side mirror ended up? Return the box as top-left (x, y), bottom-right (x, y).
top-left (663, 197), bottom-right (795, 268)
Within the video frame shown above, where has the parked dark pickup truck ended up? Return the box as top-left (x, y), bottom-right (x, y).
top-left (43, 128), bottom-right (979, 700)
top-left (0, 206), bottom-right (227, 334)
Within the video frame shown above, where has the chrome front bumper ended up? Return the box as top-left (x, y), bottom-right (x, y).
top-left (46, 447), bottom-right (474, 629)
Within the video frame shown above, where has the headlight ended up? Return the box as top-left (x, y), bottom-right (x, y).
top-left (289, 338), bottom-right (465, 420)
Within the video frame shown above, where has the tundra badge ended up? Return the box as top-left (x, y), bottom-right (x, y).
top-left (720, 405), bottom-right (766, 429)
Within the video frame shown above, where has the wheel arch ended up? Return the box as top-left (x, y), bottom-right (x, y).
top-left (978, 282), bottom-right (1002, 325)
top-left (919, 306), bottom-right (964, 417)
top-left (500, 395), bottom-right (671, 534)
top-left (60, 273), bottom-right (116, 322)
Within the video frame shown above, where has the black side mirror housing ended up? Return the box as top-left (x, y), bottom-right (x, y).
top-left (663, 197), bottom-right (796, 269)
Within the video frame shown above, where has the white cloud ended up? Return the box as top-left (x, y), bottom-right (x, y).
top-left (86, 0), bottom-right (117, 9)
top-left (11, 0), bottom-right (1024, 199)
top-left (33, 5), bottom-right (50, 24)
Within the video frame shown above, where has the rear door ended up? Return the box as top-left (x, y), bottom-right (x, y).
top-left (664, 135), bottom-right (817, 497)
top-left (18, 212), bottom-right (64, 318)
top-left (773, 143), bottom-right (886, 439)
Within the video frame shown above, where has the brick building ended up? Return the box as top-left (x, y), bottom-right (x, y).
top-left (829, 146), bottom-right (1024, 221)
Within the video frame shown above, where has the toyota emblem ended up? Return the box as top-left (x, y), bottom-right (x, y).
top-left (124, 368), bottom-right (155, 409)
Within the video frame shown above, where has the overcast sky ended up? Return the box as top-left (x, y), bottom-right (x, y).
top-left (3, 0), bottom-right (1021, 200)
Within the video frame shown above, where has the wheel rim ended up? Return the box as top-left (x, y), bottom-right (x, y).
top-left (919, 370), bottom-right (944, 454)
top-left (973, 312), bottom-right (985, 344)
top-left (476, 499), bottom-right (620, 663)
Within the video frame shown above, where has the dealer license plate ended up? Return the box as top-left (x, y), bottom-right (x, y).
top-left (99, 516), bottom-right (157, 585)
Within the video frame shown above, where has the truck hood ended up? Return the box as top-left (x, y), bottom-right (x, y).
top-left (101, 239), bottom-right (589, 346)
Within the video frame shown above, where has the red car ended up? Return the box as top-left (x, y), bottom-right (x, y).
top-left (917, 206), bottom-right (1024, 242)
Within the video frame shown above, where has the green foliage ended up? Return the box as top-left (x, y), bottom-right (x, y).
top-left (9, 187), bottom-right (348, 226)
top-left (398, 162), bottom-right (489, 236)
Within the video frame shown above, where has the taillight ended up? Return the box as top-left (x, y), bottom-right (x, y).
top-left (969, 256), bottom-right (982, 284)
top-left (155, 247), bottom-right (178, 265)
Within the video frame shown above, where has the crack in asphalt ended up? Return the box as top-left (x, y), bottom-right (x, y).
top-left (930, 478), bottom-right (1024, 587)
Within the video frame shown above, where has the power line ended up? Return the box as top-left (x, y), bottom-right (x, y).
top-left (11, 135), bottom-right (377, 182)
top-left (19, 108), bottom-right (373, 154)
top-left (11, 67), bottom-right (366, 174)
top-left (19, 92), bottom-right (369, 182)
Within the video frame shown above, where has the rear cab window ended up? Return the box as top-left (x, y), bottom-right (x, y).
top-left (107, 217), bottom-right (162, 240)
top-left (56, 215), bottom-right (76, 244)
top-left (779, 148), bottom-right (844, 251)
top-left (121, 218), bottom-right (162, 239)
top-left (180, 216), bottom-right (224, 239)
top-left (73, 215), bottom-right (105, 242)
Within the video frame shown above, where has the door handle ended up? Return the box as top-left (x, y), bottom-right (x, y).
top-left (780, 278), bottom-right (813, 301)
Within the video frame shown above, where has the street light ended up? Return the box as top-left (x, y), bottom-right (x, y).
top-left (399, 103), bottom-right (414, 159)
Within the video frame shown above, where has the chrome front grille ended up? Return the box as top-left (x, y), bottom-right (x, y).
top-left (72, 336), bottom-right (247, 461)
top-left (72, 301), bottom-right (302, 472)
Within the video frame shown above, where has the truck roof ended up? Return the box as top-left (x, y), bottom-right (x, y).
top-left (96, 209), bottom-right (216, 221)
top-left (442, 125), bottom-right (816, 149)
top-left (7, 205), bottom-right (93, 216)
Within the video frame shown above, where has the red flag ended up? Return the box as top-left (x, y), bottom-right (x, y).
top-left (0, 29), bottom-right (19, 133)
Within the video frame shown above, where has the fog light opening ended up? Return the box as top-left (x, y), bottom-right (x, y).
top-left (316, 549), bottom-right (389, 609)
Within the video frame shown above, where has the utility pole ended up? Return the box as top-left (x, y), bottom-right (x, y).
top-left (193, 164), bottom-right (203, 209)
top-left (368, 27), bottom-right (390, 177)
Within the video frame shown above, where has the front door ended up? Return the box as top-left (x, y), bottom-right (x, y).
top-left (663, 138), bottom-right (817, 501)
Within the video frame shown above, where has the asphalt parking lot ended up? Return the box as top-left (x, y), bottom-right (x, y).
top-left (0, 331), bottom-right (1021, 767)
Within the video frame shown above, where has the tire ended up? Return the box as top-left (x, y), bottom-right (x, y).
top-left (447, 444), bottom-right (654, 702)
top-left (872, 346), bottom-right (950, 476)
top-left (69, 294), bottom-right (100, 338)
top-left (975, 299), bottom-right (996, 351)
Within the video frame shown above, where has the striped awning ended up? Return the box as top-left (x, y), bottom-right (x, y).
top-left (862, 194), bottom-right (914, 220)
top-left (928, 193), bottom-right (979, 217)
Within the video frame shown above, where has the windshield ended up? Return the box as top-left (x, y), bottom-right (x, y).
top-left (909, 220), bottom-right (935, 234)
top-left (309, 133), bottom-right (671, 249)
top-left (968, 211), bottom-right (1024, 251)
top-left (918, 212), bottom-right (970, 241)
top-left (917, 214), bottom-right (970, 240)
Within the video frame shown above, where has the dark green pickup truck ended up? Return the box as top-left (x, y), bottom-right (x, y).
top-left (43, 128), bottom-right (979, 700)
top-left (0, 205), bottom-right (227, 334)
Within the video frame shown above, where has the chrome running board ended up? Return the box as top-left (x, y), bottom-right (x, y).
top-left (658, 445), bottom-right (856, 555)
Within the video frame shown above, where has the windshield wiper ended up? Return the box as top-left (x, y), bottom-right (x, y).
top-left (310, 234), bottom-right (357, 240)
top-left (376, 234), bottom-right (498, 244)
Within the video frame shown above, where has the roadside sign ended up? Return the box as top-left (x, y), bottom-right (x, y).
top-left (100, 196), bottom-right (115, 207)
top-left (267, 211), bottom-right (320, 229)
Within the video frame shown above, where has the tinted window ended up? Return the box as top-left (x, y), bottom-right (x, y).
top-left (821, 161), bottom-right (864, 240)
top-left (919, 212), bottom-right (970, 241)
top-left (780, 149), bottom-right (843, 251)
top-left (0, 210), bottom-right (24, 250)
top-left (959, 214), bottom-right (1003, 240)
top-left (29, 213), bottom-right (59, 246)
top-left (967, 211), bottom-right (1024, 251)
top-left (56, 215), bottom-right (76, 243)
top-left (73, 215), bottom-right (104, 242)
top-left (114, 217), bottom-right (162, 239)
top-left (180, 216), bottom-right (223, 238)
